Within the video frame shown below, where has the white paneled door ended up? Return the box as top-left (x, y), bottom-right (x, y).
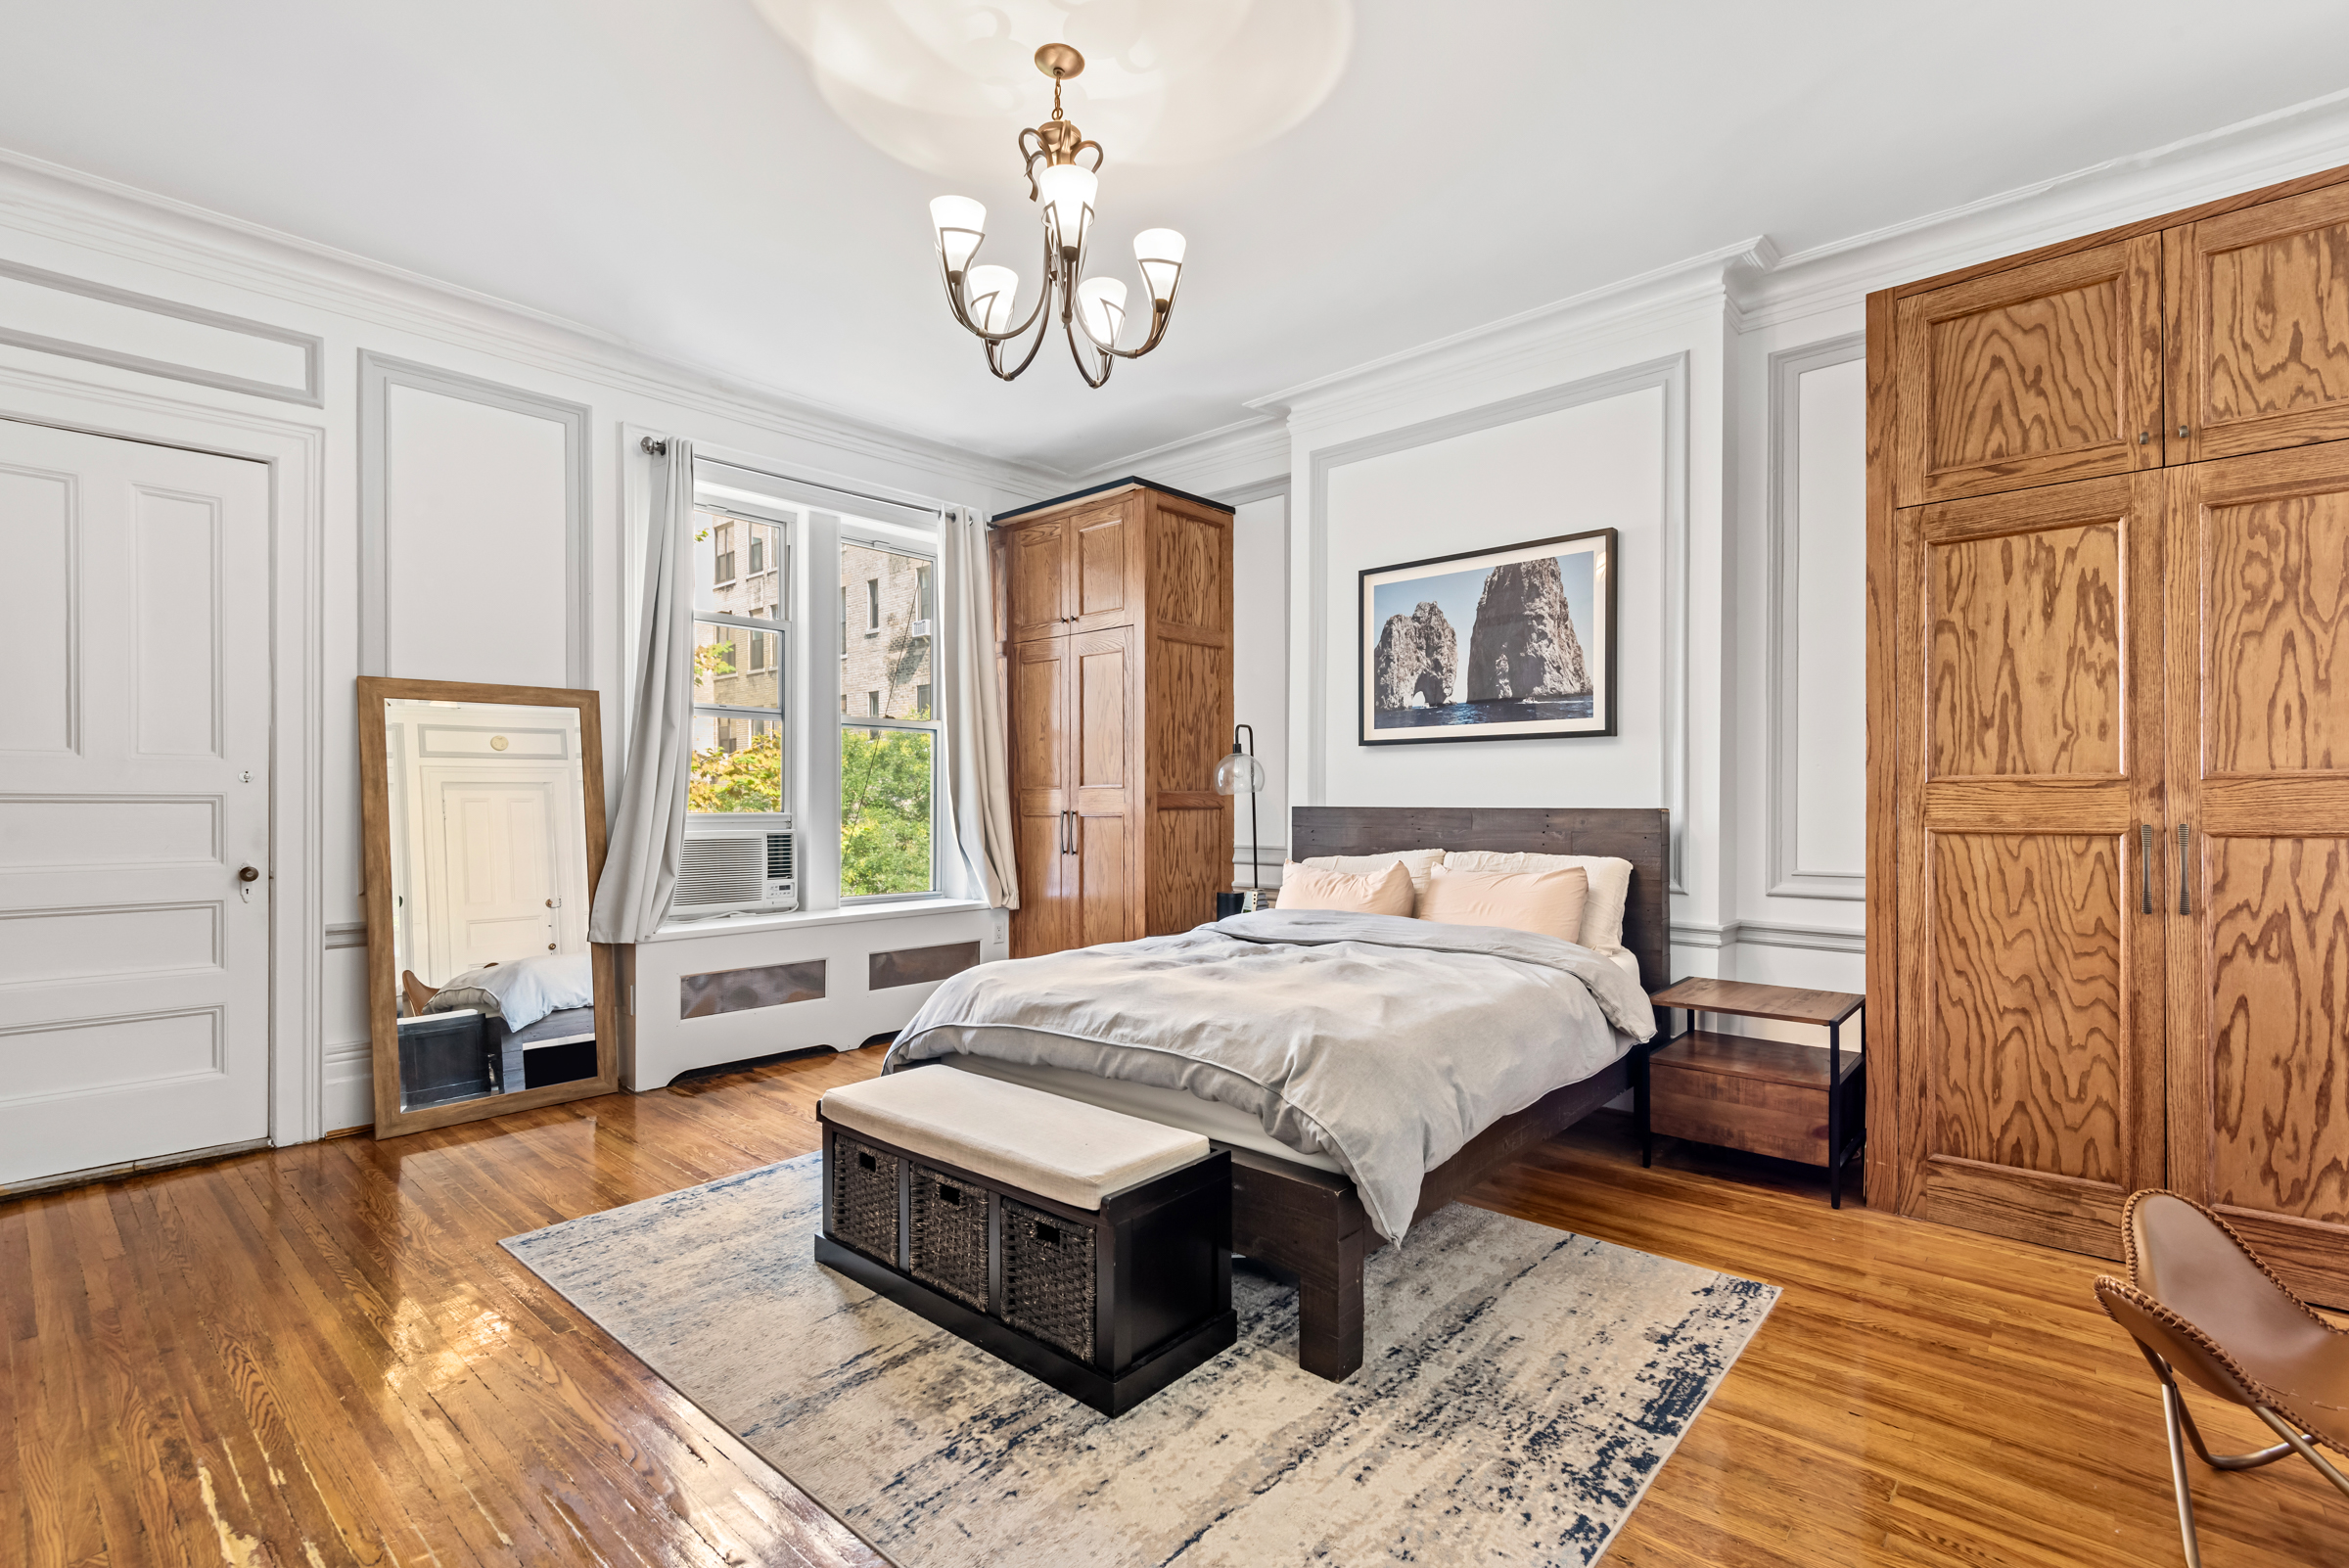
top-left (0, 417), bottom-right (271, 1186)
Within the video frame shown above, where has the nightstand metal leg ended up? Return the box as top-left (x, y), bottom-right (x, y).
top-left (1637, 1016), bottom-right (1656, 1169)
top-left (1827, 1020), bottom-right (1843, 1210)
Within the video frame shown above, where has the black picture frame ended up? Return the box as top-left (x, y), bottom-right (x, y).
top-left (1358, 527), bottom-right (1618, 745)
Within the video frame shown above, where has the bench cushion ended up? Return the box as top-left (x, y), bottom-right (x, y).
top-left (822, 1067), bottom-right (1212, 1211)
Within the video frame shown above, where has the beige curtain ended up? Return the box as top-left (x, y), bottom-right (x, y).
top-left (939, 506), bottom-right (1018, 906)
top-left (589, 438), bottom-right (695, 941)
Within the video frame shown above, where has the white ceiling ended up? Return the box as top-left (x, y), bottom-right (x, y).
top-left (6, 1), bottom-right (2349, 476)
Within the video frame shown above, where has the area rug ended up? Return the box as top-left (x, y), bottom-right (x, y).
top-left (503, 1155), bottom-right (1776, 1567)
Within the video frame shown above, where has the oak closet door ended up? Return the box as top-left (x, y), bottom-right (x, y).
top-left (1008, 635), bottom-right (1074, 957)
top-left (1069, 499), bottom-right (1138, 635)
top-left (2166, 442), bottom-right (2349, 1303)
top-left (1005, 518), bottom-right (1072, 643)
top-left (1070, 624), bottom-right (1138, 946)
top-left (1899, 473), bottom-right (2167, 1257)
top-left (1893, 237), bottom-right (2165, 506)
top-left (2166, 185), bottom-right (2349, 465)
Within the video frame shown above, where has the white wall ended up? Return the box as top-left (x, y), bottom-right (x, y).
top-left (1315, 390), bottom-right (1666, 816)
top-left (1229, 492), bottom-right (1288, 879)
top-left (0, 156), bottom-right (1055, 1138)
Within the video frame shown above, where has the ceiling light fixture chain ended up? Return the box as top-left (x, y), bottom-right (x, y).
top-left (929, 44), bottom-right (1187, 390)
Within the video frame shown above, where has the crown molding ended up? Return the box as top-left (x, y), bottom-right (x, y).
top-left (1075, 415), bottom-right (1291, 497)
top-left (1736, 86), bottom-right (2349, 330)
top-left (0, 145), bottom-right (1065, 499)
top-left (1246, 237), bottom-right (1769, 435)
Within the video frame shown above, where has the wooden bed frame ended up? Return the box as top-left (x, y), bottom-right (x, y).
top-left (1235, 805), bottom-right (1672, 1381)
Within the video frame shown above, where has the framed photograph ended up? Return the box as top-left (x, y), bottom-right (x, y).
top-left (1359, 528), bottom-right (1617, 745)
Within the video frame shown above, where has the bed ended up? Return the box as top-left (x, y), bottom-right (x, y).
top-left (890, 805), bottom-right (1671, 1381)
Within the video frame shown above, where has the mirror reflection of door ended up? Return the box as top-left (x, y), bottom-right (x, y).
top-left (366, 688), bottom-right (610, 1130)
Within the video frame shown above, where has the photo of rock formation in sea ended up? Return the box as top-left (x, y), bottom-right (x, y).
top-left (1370, 550), bottom-right (1598, 730)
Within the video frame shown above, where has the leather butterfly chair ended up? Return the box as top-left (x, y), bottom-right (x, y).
top-left (2096, 1190), bottom-right (2349, 1566)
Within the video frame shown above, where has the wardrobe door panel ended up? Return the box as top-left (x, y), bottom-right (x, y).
top-left (1900, 474), bottom-right (2167, 1255)
top-left (1007, 636), bottom-right (1074, 957)
top-left (1071, 625), bottom-right (1138, 945)
top-left (2168, 444), bottom-right (2349, 1302)
top-left (2168, 184), bottom-right (2349, 465)
top-left (1894, 238), bottom-right (2164, 506)
top-left (1006, 519), bottom-right (1072, 643)
top-left (1070, 501), bottom-right (1138, 633)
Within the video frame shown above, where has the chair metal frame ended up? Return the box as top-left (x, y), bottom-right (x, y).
top-left (2131, 1342), bottom-right (2349, 1566)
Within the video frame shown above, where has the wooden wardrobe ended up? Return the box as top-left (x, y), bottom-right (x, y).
top-left (1868, 167), bottom-right (2349, 1300)
top-left (991, 479), bottom-right (1234, 958)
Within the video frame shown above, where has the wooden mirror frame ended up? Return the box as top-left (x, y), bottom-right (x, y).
top-left (356, 676), bottom-right (621, 1138)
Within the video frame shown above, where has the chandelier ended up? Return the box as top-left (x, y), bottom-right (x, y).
top-left (927, 45), bottom-right (1188, 388)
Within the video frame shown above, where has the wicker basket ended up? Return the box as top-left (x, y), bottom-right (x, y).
top-left (830, 1136), bottom-right (899, 1264)
top-left (909, 1165), bottom-right (990, 1310)
top-left (1002, 1196), bottom-right (1097, 1362)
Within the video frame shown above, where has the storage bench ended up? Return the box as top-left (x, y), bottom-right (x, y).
top-left (814, 1065), bottom-right (1236, 1416)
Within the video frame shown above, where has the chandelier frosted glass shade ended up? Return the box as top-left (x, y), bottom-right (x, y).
top-left (929, 195), bottom-right (987, 274)
top-left (964, 265), bottom-right (1022, 334)
top-left (1213, 752), bottom-right (1266, 796)
top-left (928, 44), bottom-right (1189, 387)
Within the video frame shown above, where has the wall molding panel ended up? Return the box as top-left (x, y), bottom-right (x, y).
top-left (1767, 333), bottom-right (1867, 900)
top-left (1301, 352), bottom-right (1692, 889)
top-left (0, 255), bottom-right (323, 406)
top-left (357, 351), bottom-right (592, 686)
top-left (1672, 918), bottom-right (1865, 955)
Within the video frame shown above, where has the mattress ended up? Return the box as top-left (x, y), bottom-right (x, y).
top-left (937, 945), bottom-right (1645, 1175)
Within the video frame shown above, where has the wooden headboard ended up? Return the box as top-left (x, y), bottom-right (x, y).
top-left (1289, 807), bottom-right (1672, 993)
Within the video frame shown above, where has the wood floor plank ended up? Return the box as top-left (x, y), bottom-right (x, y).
top-left (9, 1042), bottom-right (2343, 1566)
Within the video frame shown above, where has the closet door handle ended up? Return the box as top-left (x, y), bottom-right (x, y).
top-left (2140, 824), bottom-right (2153, 914)
top-left (2178, 824), bottom-right (2191, 916)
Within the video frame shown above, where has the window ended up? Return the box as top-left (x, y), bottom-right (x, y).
top-left (689, 508), bottom-right (788, 814)
top-left (841, 534), bottom-right (940, 899)
top-left (712, 520), bottom-right (737, 585)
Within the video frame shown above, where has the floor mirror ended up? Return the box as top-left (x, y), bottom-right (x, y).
top-left (357, 676), bottom-right (620, 1137)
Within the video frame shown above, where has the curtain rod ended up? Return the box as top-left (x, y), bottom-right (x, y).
top-left (639, 434), bottom-right (948, 520)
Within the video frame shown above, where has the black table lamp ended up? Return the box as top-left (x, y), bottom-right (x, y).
top-left (1213, 723), bottom-right (1265, 919)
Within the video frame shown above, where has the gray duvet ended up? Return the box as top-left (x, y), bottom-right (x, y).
top-left (885, 909), bottom-right (1657, 1242)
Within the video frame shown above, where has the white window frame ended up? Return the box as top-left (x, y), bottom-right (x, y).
top-left (688, 497), bottom-right (793, 824)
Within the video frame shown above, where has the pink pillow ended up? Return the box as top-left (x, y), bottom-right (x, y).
top-left (1275, 858), bottom-right (1414, 917)
top-left (1414, 862), bottom-right (1590, 944)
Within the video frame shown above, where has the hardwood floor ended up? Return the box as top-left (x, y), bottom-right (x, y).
top-left (7, 1044), bottom-right (2343, 1566)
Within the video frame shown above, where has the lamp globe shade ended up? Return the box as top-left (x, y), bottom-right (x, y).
top-left (1213, 752), bottom-right (1266, 796)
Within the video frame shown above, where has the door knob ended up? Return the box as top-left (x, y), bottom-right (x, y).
top-left (238, 865), bottom-right (260, 883)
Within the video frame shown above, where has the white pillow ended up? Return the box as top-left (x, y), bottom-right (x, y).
top-left (438, 952), bottom-right (595, 1035)
top-left (1297, 847), bottom-right (1448, 897)
top-left (1442, 850), bottom-right (1634, 952)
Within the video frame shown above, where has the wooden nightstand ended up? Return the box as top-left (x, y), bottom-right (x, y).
top-left (1640, 979), bottom-right (1865, 1207)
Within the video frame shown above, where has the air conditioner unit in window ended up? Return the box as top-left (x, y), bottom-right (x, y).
top-left (909, 618), bottom-right (933, 638)
top-left (673, 818), bottom-right (797, 918)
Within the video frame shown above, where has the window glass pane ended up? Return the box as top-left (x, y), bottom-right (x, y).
top-left (691, 715), bottom-right (782, 812)
top-left (694, 509), bottom-right (785, 619)
top-left (694, 621), bottom-right (780, 709)
top-left (841, 725), bottom-right (934, 896)
top-left (840, 540), bottom-right (937, 720)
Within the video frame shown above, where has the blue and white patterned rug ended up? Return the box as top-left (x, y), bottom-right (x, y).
top-left (503, 1155), bottom-right (1776, 1567)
